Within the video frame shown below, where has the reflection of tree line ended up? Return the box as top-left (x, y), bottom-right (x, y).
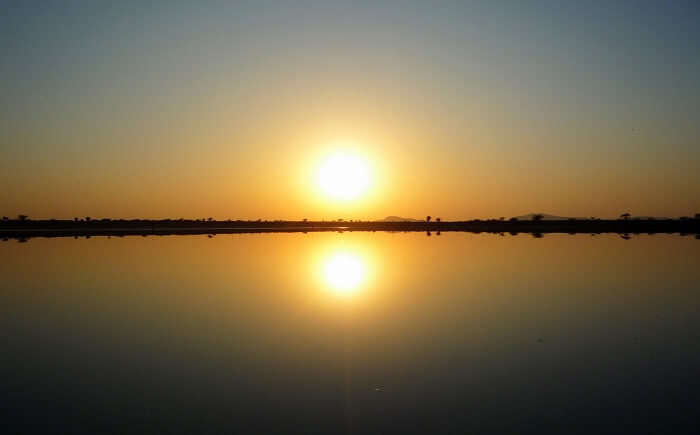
top-left (3, 230), bottom-right (700, 243)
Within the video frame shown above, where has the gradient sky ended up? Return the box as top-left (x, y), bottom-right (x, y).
top-left (2, 0), bottom-right (699, 220)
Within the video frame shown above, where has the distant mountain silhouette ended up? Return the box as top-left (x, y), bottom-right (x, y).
top-left (377, 216), bottom-right (424, 222)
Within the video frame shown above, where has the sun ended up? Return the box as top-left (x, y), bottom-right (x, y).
top-left (318, 153), bottom-right (369, 200)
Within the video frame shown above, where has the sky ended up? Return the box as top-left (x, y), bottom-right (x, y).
top-left (2, 0), bottom-right (699, 220)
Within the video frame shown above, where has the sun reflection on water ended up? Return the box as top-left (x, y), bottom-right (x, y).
top-left (322, 251), bottom-right (367, 295)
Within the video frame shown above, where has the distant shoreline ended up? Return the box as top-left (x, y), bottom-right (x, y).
top-left (2, 219), bottom-right (699, 240)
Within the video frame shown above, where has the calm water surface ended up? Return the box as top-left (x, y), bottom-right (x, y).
top-left (2, 233), bottom-right (699, 434)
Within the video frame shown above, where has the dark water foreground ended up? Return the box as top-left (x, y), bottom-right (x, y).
top-left (2, 233), bottom-right (699, 434)
top-left (2, 218), bottom-right (699, 240)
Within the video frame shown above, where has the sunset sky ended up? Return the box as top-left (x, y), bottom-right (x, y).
top-left (2, 0), bottom-right (699, 220)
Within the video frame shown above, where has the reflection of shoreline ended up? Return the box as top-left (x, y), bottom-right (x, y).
top-left (1, 219), bottom-right (699, 241)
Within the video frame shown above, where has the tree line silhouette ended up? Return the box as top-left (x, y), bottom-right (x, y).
top-left (1, 213), bottom-right (699, 241)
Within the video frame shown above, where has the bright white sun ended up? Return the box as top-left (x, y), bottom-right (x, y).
top-left (323, 253), bottom-right (366, 294)
top-left (318, 153), bottom-right (369, 199)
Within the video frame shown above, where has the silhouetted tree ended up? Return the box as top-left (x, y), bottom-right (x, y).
top-left (18, 214), bottom-right (28, 221)
top-left (509, 217), bottom-right (518, 222)
top-left (436, 217), bottom-right (441, 222)
top-left (74, 217), bottom-right (79, 222)
top-left (695, 213), bottom-right (700, 220)
top-left (532, 214), bottom-right (544, 221)
top-left (2, 216), bottom-right (7, 221)
top-left (620, 213), bottom-right (631, 220)
top-left (426, 215), bottom-right (431, 222)
top-left (207, 217), bottom-right (213, 222)
top-left (85, 216), bottom-right (91, 222)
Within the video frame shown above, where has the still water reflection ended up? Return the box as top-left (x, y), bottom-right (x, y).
top-left (1, 233), bottom-right (699, 434)
top-left (322, 252), bottom-right (366, 294)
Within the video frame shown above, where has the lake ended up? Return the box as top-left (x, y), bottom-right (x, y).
top-left (2, 233), bottom-right (699, 434)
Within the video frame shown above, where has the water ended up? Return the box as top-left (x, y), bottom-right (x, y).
top-left (2, 233), bottom-right (699, 434)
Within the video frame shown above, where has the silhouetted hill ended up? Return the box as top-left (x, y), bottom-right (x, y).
top-left (377, 216), bottom-right (424, 222)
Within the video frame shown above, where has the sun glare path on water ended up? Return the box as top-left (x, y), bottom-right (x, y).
top-left (322, 252), bottom-right (366, 295)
